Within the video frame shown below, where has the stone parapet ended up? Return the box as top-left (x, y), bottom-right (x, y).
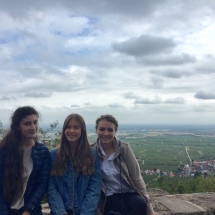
top-left (149, 189), bottom-right (215, 215)
top-left (42, 189), bottom-right (215, 215)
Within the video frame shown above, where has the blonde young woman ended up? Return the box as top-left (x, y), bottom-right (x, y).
top-left (48, 113), bottom-right (102, 215)
top-left (91, 114), bottom-right (157, 215)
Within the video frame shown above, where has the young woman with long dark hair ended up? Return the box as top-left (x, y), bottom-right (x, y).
top-left (0, 106), bottom-right (51, 215)
top-left (91, 114), bottom-right (157, 215)
top-left (47, 113), bottom-right (102, 215)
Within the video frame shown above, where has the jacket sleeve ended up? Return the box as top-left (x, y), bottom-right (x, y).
top-left (23, 146), bottom-right (51, 214)
top-left (80, 152), bottom-right (102, 215)
top-left (121, 143), bottom-right (155, 215)
top-left (47, 175), bottom-right (68, 215)
top-left (47, 149), bottom-right (67, 215)
top-left (0, 150), bottom-right (9, 215)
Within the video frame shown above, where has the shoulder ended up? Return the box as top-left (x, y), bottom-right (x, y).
top-left (119, 140), bottom-right (130, 151)
top-left (50, 147), bottom-right (59, 160)
top-left (90, 142), bottom-right (99, 154)
top-left (90, 141), bottom-right (97, 149)
top-left (0, 147), bottom-right (6, 156)
top-left (118, 140), bottom-right (135, 160)
top-left (0, 147), bottom-right (6, 163)
top-left (90, 148), bottom-right (98, 159)
top-left (33, 142), bottom-right (51, 164)
top-left (33, 141), bottom-right (50, 155)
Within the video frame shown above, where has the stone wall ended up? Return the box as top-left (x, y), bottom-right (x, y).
top-left (148, 189), bottom-right (215, 215)
top-left (42, 189), bottom-right (215, 215)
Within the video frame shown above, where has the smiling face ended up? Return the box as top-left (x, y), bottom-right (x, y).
top-left (96, 120), bottom-right (116, 146)
top-left (64, 118), bottom-right (82, 145)
top-left (18, 114), bottom-right (38, 140)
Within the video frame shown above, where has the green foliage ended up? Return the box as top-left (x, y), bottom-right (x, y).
top-left (41, 194), bottom-right (48, 204)
top-left (39, 121), bottom-right (60, 149)
top-left (0, 120), bottom-right (3, 133)
top-left (148, 175), bottom-right (215, 194)
top-left (117, 133), bottom-right (215, 172)
top-left (0, 120), bottom-right (6, 136)
top-left (142, 174), bottom-right (157, 184)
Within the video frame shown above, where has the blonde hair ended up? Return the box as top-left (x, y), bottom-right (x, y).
top-left (51, 114), bottom-right (94, 176)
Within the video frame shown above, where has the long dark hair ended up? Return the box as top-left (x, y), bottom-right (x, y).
top-left (0, 106), bottom-right (39, 203)
top-left (51, 113), bottom-right (94, 176)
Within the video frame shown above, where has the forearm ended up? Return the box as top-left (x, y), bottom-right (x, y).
top-left (80, 154), bottom-right (102, 215)
top-left (47, 176), bottom-right (67, 215)
top-left (24, 151), bottom-right (51, 213)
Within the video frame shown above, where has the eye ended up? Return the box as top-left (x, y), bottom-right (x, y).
top-left (74, 126), bottom-right (80, 129)
top-left (99, 128), bottom-right (105, 131)
top-left (108, 129), bottom-right (114, 132)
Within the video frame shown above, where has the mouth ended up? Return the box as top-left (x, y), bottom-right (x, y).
top-left (101, 137), bottom-right (110, 140)
top-left (67, 135), bottom-right (76, 138)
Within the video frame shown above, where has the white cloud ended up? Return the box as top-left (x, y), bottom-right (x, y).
top-left (123, 92), bottom-right (140, 99)
top-left (24, 92), bottom-right (52, 98)
top-left (1, 1), bottom-right (215, 125)
top-left (134, 95), bottom-right (162, 104)
top-left (194, 91), bottom-right (215, 100)
top-left (164, 97), bottom-right (185, 104)
top-left (112, 35), bottom-right (176, 57)
top-left (108, 103), bottom-right (124, 108)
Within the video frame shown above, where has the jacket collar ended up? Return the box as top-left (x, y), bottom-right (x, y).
top-left (95, 137), bottom-right (120, 159)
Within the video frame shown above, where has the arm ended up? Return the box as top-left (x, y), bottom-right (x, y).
top-left (121, 143), bottom-right (155, 215)
top-left (47, 149), bottom-right (67, 215)
top-left (80, 152), bottom-right (102, 215)
top-left (23, 147), bottom-right (51, 214)
top-left (47, 175), bottom-right (68, 215)
top-left (0, 150), bottom-right (9, 215)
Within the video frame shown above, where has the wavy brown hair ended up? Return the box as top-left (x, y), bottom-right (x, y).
top-left (95, 114), bottom-right (118, 131)
top-left (51, 113), bottom-right (94, 176)
top-left (0, 106), bottom-right (39, 203)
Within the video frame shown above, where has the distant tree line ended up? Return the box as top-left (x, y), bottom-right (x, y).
top-left (148, 175), bottom-right (215, 194)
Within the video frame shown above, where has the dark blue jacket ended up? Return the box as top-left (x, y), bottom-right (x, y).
top-left (0, 142), bottom-right (51, 215)
top-left (47, 148), bottom-right (102, 215)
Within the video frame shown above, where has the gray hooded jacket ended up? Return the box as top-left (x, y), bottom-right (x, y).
top-left (90, 137), bottom-right (154, 215)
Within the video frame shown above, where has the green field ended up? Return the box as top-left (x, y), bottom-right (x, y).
top-left (89, 133), bottom-right (215, 172)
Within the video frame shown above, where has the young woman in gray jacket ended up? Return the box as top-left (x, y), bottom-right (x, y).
top-left (91, 114), bottom-right (157, 215)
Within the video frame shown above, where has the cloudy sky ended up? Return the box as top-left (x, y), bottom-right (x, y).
top-left (0, 0), bottom-right (215, 126)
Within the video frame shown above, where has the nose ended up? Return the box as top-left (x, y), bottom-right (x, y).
top-left (30, 123), bottom-right (36, 130)
top-left (69, 127), bottom-right (75, 132)
top-left (103, 129), bottom-right (108, 135)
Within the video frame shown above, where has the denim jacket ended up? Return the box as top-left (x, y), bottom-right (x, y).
top-left (0, 141), bottom-right (51, 215)
top-left (47, 148), bottom-right (102, 215)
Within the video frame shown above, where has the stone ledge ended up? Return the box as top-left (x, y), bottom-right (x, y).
top-left (149, 189), bottom-right (215, 215)
top-left (42, 189), bottom-right (215, 215)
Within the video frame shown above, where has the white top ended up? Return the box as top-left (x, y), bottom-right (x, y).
top-left (11, 147), bottom-right (33, 209)
top-left (98, 142), bottom-right (134, 196)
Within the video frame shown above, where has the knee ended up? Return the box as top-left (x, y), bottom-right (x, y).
top-left (135, 196), bottom-right (147, 211)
